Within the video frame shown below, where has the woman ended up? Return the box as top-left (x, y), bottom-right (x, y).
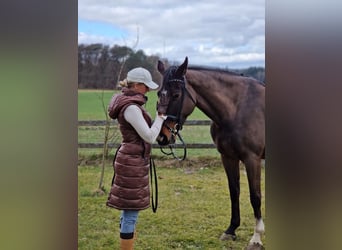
top-left (106, 67), bottom-right (166, 250)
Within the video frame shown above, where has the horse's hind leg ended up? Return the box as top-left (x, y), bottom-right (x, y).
top-left (244, 155), bottom-right (265, 247)
top-left (219, 155), bottom-right (241, 241)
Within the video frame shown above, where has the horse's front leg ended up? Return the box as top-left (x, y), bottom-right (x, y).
top-left (219, 156), bottom-right (241, 241)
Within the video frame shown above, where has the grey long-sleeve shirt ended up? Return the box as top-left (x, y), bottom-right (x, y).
top-left (123, 105), bottom-right (166, 144)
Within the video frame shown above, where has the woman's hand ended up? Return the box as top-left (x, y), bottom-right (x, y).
top-left (157, 112), bottom-right (167, 120)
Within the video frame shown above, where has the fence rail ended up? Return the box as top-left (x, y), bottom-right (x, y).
top-left (78, 120), bottom-right (212, 126)
top-left (78, 143), bottom-right (216, 149)
top-left (78, 120), bottom-right (216, 149)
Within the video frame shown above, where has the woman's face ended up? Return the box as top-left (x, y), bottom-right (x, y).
top-left (134, 83), bottom-right (149, 94)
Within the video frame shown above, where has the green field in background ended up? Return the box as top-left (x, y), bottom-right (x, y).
top-left (78, 89), bottom-right (217, 157)
top-left (78, 89), bottom-right (209, 121)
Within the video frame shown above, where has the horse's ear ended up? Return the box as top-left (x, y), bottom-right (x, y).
top-left (158, 60), bottom-right (165, 74)
top-left (176, 56), bottom-right (188, 76)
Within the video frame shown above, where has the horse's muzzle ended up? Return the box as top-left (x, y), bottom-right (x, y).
top-left (157, 133), bottom-right (175, 146)
top-left (157, 134), bottom-right (168, 146)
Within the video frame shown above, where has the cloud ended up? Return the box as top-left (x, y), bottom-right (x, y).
top-left (78, 0), bottom-right (265, 68)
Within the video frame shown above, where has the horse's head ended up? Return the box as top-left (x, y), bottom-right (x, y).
top-left (156, 57), bottom-right (196, 146)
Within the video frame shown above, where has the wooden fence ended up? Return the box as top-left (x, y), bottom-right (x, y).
top-left (78, 120), bottom-right (216, 149)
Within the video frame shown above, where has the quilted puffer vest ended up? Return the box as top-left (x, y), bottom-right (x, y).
top-left (106, 88), bottom-right (152, 210)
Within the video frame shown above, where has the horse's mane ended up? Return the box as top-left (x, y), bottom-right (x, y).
top-left (188, 65), bottom-right (265, 86)
top-left (188, 65), bottom-right (242, 76)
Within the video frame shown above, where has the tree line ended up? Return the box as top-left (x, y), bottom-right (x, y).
top-left (78, 43), bottom-right (265, 89)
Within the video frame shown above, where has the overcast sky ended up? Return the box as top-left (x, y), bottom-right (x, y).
top-left (78, 0), bottom-right (265, 69)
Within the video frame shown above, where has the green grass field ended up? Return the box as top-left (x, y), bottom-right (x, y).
top-left (79, 161), bottom-right (265, 250)
top-left (78, 90), bottom-right (114, 120)
top-left (78, 89), bottom-right (209, 121)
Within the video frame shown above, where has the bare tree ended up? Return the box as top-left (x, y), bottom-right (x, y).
top-left (96, 26), bottom-right (140, 194)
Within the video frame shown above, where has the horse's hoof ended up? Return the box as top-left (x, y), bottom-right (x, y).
top-left (219, 232), bottom-right (237, 241)
top-left (245, 242), bottom-right (264, 250)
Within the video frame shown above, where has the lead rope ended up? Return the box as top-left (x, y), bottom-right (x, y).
top-left (149, 157), bottom-right (158, 213)
top-left (110, 145), bottom-right (121, 186)
top-left (160, 132), bottom-right (187, 161)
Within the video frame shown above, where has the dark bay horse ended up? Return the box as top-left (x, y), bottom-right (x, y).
top-left (156, 57), bottom-right (265, 248)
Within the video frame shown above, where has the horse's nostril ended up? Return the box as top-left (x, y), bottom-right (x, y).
top-left (157, 135), bottom-right (164, 142)
top-left (157, 134), bottom-right (168, 146)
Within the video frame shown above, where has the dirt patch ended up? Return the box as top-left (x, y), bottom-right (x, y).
top-left (78, 154), bottom-right (223, 169)
top-left (78, 154), bottom-right (105, 166)
top-left (153, 156), bottom-right (222, 169)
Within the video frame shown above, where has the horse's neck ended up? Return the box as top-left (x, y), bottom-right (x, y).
top-left (196, 90), bottom-right (235, 125)
top-left (187, 72), bottom-right (242, 125)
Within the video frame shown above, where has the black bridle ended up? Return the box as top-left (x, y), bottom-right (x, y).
top-left (157, 77), bottom-right (196, 161)
top-left (161, 78), bottom-right (196, 132)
